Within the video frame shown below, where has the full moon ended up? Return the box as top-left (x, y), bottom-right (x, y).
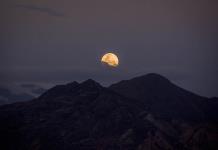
top-left (101, 53), bottom-right (119, 67)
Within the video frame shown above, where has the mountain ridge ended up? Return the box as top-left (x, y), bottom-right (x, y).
top-left (0, 73), bottom-right (218, 150)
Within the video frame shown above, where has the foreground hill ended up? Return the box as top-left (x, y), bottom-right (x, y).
top-left (110, 73), bottom-right (218, 121)
top-left (0, 74), bottom-right (218, 150)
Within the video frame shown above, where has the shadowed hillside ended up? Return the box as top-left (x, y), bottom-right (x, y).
top-left (0, 74), bottom-right (218, 150)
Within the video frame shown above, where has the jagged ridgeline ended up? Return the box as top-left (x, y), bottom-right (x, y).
top-left (0, 73), bottom-right (218, 150)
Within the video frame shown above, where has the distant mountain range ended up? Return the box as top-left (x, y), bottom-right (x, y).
top-left (0, 84), bottom-right (47, 105)
top-left (0, 73), bottom-right (218, 150)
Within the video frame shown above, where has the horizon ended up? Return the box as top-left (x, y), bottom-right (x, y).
top-left (2, 72), bottom-right (216, 99)
top-left (1, 0), bottom-right (218, 97)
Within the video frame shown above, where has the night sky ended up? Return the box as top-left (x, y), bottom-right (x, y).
top-left (1, 0), bottom-right (218, 97)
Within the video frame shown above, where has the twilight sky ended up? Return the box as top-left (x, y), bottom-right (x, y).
top-left (1, 0), bottom-right (218, 97)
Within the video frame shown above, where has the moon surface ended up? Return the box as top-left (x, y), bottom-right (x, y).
top-left (101, 53), bottom-right (119, 67)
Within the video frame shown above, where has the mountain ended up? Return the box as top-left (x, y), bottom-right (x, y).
top-left (0, 87), bottom-right (34, 105)
top-left (21, 84), bottom-right (47, 95)
top-left (0, 84), bottom-right (47, 105)
top-left (109, 73), bottom-right (218, 121)
top-left (0, 74), bottom-right (218, 150)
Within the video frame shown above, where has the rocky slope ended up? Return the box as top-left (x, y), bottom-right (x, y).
top-left (0, 74), bottom-right (218, 150)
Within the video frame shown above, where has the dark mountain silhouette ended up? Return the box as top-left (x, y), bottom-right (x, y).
top-left (110, 73), bottom-right (218, 121)
top-left (0, 73), bottom-right (218, 150)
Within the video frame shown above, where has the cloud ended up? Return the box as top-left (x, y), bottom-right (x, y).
top-left (14, 4), bottom-right (65, 17)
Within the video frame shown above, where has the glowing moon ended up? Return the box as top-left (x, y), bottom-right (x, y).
top-left (101, 53), bottom-right (119, 67)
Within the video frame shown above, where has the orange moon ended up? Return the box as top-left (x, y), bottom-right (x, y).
top-left (101, 53), bottom-right (119, 67)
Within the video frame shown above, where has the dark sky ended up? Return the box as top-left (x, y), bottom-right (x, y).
top-left (1, 0), bottom-right (218, 97)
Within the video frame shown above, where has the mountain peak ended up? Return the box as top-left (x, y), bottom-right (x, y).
top-left (110, 73), bottom-right (171, 89)
top-left (80, 79), bottom-right (103, 90)
top-left (133, 73), bottom-right (170, 83)
top-left (39, 79), bottom-right (102, 99)
top-left (65, 81), bottom-right (79, 88)
top-left (144, 73), bottom-right (166, 78)
top-left (109, 73), bottom-right (207, 120)
top-left (81, 79), bottom-right (101, 86)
